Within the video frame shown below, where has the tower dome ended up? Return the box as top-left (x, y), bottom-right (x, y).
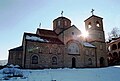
top-left (53, 16), bottom-right (71, 34)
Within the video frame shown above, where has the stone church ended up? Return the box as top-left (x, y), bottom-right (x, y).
top-left (8, 13), bottom-right (108, 69)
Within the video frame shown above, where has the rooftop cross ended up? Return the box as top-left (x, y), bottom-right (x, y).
top-left (61, 11), bottom-right (63, 17)
top-left (39, 23), bottom-right (41, 28)
top-left (91, 9), bottom-right (94, 15)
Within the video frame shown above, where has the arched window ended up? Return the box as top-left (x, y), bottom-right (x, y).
top-left (118, 42), bottom-right (120, 49)
top-left (113, 52), bottom-right (118, 59)
top-left (31, 55), bottom-right (38, 64)
top-left (112, 44), bottom-right (117, 50)
top-left (52, 57), bottom-right (57, 65)
top-left (68, 42), bottom-right (80, 54)
top-left (108, 53), bottom-right (112, 61)
top-left (113, 52), bottom-right (118, 56)
top-left (108, 53), bottom-right (112, 57)
top-left (88, 22), bottom-right (92, 28)
top-left (88, 58), bottom-right (92, 65)
top-left (96, 21), bottom-right (100, 27)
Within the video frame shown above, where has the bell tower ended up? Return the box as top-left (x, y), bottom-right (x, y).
top-left (84, 13), bottom-right (108, 67)
top-left (84, 15), bottom-right (105, 42)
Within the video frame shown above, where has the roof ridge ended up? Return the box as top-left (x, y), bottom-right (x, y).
top-left (37, 28), bottom-right (53, 31)
top-left (9, 46), bottom-right (23, 51)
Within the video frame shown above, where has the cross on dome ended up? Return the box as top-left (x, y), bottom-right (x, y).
top-left (61, 11), bottom-right (63, 17)
top-left (91, 9), bottom-right (94, 15)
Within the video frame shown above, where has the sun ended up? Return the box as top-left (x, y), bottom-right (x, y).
top-left (82, 31), bottom-right (89, 38)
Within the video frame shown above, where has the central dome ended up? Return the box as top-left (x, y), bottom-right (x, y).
top-left (53, 16), bottom-right (71, 31)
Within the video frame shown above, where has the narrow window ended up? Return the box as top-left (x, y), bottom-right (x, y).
top-left (72, 32), bottom-right (74, 35)
top-left (52, 57), bottom-right (57, 65)
top-left (88, 58), bottom-right (92, 65)
top-left (49, 48), bottom-right (52, 54)
top-left (65, 21), bottom-right (67, 26)
top-left (39, 47), bottom-right (42, 53)
top-left (58, 20), bottom-right (61, 26)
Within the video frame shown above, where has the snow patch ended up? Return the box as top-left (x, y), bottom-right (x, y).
top-left (114, 66), bottom-right (120, 68)
top-left (83, 42), bottom-right (95, 48)
top-left (26, 35), bottom-right (49, 42)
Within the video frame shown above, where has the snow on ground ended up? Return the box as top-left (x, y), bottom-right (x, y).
top-left (0, 66), bottom-right (120, 81)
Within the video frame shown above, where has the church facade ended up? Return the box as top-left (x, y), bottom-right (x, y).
top-left (8, 14), bottom-right (108, 69)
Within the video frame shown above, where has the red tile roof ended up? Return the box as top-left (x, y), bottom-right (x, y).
top-left (36, 28), bottom-right (58, 38)
top-left (9, 46), bottom-right (23, 51)
top-left (24, 33), bottom-right (64, 44)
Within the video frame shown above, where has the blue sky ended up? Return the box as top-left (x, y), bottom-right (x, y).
top-left (0, 0), bottom-right (120, 60)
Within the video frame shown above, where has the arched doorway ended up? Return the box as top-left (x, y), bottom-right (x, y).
top-left (72, 57), bottom-right (76, 68)
top-left (100, 57), bottom-right (105, 67)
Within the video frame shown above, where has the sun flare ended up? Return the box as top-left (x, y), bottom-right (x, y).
top-left (82, 31), bottom-right (89, 38)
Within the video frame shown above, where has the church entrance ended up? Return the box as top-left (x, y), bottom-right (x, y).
top-left (72, 57), bottom-right (76, 68)
top-left (100, 57), bottom-right (105, 67)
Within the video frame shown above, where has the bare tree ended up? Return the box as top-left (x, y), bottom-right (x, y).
top-left (108, 27), bottom-right (120, 40)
